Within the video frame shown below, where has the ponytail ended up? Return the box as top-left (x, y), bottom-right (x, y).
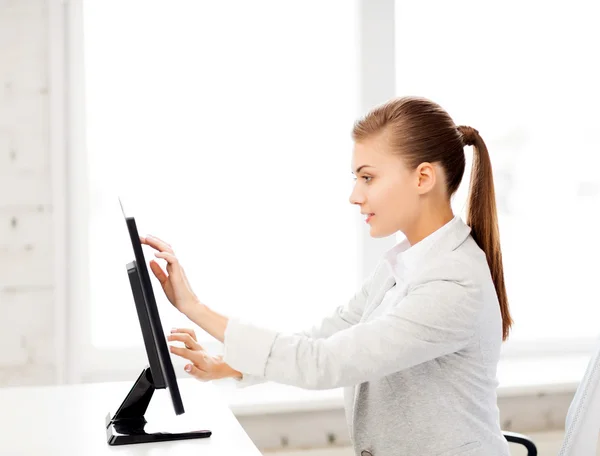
top-left (457, 126), bottom-right (512, 341)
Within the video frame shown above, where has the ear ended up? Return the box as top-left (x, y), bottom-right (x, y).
top-left (416, 162), bottom-right (436, 195)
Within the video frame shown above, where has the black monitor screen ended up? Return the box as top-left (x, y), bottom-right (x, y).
top-left (120, 200), bottom-right (184, 415)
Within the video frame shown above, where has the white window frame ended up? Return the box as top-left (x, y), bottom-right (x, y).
top-left (49, 0), bottom-right (68, 385)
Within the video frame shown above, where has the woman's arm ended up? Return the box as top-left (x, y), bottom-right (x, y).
top-left (186, 269), bottom-right (376, 343)
top-left (221, 277), bottom-right (480, 390)
top-left (141, 232), bottom-right (375, 343)
top-left (142, 233), bottom-right (398, 389)
top-left (190, 273), bottom-right (376, 387)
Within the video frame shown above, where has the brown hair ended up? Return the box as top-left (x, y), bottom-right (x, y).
top-left (352, 96), bottom-right (512, 341)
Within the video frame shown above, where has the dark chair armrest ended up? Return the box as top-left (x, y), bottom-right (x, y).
top-left (503, 430), bottom-right (538, 456)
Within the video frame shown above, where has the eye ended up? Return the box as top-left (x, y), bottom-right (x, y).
top-left (352, 176), bottom-right (372, 183)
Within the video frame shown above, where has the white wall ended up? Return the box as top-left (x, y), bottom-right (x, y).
top-left (0, 0), bottom-right (56, 386)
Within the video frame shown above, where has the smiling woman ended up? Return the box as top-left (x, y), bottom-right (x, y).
top-left (140, 95), bottom-right (513, 456)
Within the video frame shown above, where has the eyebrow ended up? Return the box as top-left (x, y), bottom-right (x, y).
top-left (352, 165), bottom-right (374, 174)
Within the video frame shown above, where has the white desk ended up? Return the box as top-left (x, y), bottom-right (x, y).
top-left (0, 378), bottom-right (262, 456)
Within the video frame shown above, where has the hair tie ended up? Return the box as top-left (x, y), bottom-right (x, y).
top-left (457, 125), bottom-right (479, 147)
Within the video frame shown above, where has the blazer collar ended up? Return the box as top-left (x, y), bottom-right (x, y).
top-left (382, 214), bottom-right (472, 283)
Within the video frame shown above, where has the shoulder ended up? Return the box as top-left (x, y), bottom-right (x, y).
top-left (410, 234), bottom-right (489, 299)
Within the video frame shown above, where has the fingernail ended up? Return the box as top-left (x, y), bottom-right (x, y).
top-left (171, 328), bottom-right (177, 333)
top-left (185, 365), bottom-right (192, 372)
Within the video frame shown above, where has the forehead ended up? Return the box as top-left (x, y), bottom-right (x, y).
top-left (351, 136), bottom-right (402, 172)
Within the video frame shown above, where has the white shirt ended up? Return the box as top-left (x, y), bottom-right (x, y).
top-left (370, 215), bottom-right (460, 321)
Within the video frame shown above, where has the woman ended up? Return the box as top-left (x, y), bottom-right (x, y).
top-left (141, 96), bottom-right (513, 456)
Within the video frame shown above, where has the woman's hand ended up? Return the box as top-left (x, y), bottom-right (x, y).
top-left (167, 328), bottom-right (242, 381)
top-left (141, 233), bottom-right (230, 343)
top-left (140, 234), bottom-right (200, 316)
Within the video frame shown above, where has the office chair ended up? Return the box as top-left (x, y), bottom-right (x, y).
top-left (503, 431), bottom-right (538, 455)
top-left (500, 337), bottom-right (600, 456)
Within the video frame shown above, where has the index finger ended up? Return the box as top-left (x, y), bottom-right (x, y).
top-left (140, 235), bottom-right (174, 254)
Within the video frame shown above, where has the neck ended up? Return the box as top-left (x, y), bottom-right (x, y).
top-left (406, 207), bottom-right (454, 246)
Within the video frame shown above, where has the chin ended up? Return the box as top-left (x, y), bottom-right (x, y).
top-left (369, 226), bottom-right (395, 239)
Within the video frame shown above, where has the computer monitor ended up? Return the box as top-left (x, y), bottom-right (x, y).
top-left (105, 199), bottom-right (211, 445)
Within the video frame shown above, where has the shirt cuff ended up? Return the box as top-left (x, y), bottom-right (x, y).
top-left (223, 317), bottom-right (278, 377)
top-left (232, 373), bottom-right (267, 388)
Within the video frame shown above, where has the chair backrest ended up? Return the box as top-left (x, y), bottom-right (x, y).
top-left (558, 341), bottom-right (600, 455)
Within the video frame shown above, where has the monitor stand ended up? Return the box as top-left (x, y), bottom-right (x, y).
top-left (105, 367), bottom-right (212, 445)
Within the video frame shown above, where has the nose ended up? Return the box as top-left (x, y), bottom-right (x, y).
top-left (349, 185), bottom-right (364, 206)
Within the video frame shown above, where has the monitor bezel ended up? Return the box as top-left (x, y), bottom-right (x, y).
top-left (123, 214), bottom-right (185, 415)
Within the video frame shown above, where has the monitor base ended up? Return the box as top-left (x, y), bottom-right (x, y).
top-left (105, 413), bottom-right (212, 445)
top-left (105, 367), bottom-right (212, 446)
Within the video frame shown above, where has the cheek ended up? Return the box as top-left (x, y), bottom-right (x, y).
top-left (385, 181), bottom-right (418, 214)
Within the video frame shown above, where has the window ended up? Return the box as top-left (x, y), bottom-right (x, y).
top-left (395, 0), bottom-right (600, 348)
top-left (78, 1), bottom-right (361, 379)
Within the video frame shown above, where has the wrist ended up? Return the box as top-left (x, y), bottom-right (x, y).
top-left (184, 300), bottom-right (228, 343)
top-left (217, 356), bottom-right (242, 380)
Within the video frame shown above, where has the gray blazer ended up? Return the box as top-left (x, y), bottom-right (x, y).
top-left (225, 216), bottom-right (511, 456)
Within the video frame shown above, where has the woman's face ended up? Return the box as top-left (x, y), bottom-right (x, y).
top-left (349, 135), bottom-right (424, 239)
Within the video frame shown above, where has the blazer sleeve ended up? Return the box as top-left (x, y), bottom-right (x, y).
top-left (231, 268), bottom-right (376, 388)
top-left (223, 277), bottom-right (481, 390)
